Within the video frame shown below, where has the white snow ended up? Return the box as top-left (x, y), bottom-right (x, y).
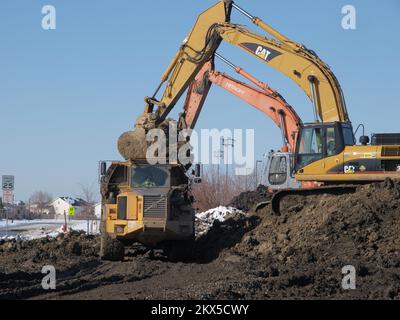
top-left (195, 206), bottom-right (244, 236)
top-left (0, 219), bottom-right (53, 228)
top-left (0, 218), bottom-right (99, 241)
top-left (1, 206), bottom-right (242, 240)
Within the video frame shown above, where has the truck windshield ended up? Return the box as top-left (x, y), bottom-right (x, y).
top-left (131, 166), bottom-right (170, 188)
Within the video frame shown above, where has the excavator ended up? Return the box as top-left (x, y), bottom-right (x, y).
top-left (182, 53), bottom-right (302, 191)
top-left (99, 0), bottom-right (400, 259)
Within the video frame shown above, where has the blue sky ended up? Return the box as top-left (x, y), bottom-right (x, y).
top-left (0, 0), bottom-right (399, 201)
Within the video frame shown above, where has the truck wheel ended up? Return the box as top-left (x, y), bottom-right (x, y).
top-left (100, 233), bottom-right (125, 261)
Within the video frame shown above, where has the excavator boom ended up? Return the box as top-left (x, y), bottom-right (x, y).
top-left (215, 23), bottom-right (349, 123)
top-left (181, 57), bottom-right (302, 153)
top-left (145, 1), bottom-right (232, 120)
top-left (141, 0), bottom-right (349, 134)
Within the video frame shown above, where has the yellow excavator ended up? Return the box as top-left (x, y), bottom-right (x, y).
top-left (130, 0), bottom-right (400, 183)
top-left (99, 0), bottom-right (400, 259)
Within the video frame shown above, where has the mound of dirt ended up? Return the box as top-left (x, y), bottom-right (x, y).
top-left (224, 179), bottom-right (400, 299)
top-left (117, 112), bottom-right (179, 160)
top-left (0, 180), bottom-right (399, 300)
top-left (229, 185), bottom-right (272, 211)
top-left (0, 231), bottom-right (99, 274)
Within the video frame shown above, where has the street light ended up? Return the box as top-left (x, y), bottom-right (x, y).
top-left (222, 137), bottom-right (235, 186)
top-left (255, 160), bottom-right (263, 188)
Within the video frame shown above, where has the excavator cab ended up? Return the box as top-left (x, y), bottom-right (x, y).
top-left (265, 122), bottom-right (356, 190)
top-left (295, 122), bottom-right (355, 172)
top-left (265, 151), bottom-right (300, 190)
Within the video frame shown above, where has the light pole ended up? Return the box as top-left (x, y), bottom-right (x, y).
top-left (222, 137), bottom-right (235, 186)
top-left (213, 150), bottom-right (224, 180)
top-left (255, 160), bottom-right (263, 188)
top-left (5, 207), bottom-right (9, 237)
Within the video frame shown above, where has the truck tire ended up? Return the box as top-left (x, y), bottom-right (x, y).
top-left (100, 233), bottom-right (125, 261)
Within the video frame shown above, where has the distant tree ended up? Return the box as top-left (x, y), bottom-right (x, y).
top-left (78, 183), bottom-right (96, 219)
top-left (191, 164), bottom-right (264, 212)
top-left (0, 197), bottom-right (3, 218)
top-left (29, 191), bottom-right (53, 215)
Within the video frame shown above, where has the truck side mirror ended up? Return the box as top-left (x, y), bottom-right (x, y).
top-left (194, 164), bottom-right (201, 178)
top-left (100, 162), bottom-right (107, 176)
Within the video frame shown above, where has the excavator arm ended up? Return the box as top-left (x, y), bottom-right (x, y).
top-left (214, 23), bottom-right (349, 123)
top-left (180, 56), bottom-right (302, 153)
top-left (147, 1), bottom-right (348, 125)
top-left (144, 0), bottom-right (232, 122)
top-left (119, 1), bottom-right (349, 160)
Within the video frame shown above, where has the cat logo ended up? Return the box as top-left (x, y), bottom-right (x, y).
top-left (344, 165), bottom-right (356, 174)
top-left (255, 46), bottom-right (272, 61)
top-left (240, 42), bottom-right (282, 62)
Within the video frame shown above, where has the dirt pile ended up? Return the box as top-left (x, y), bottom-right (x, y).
top-left (0, 231), bottom-right (99, 274)
top-left (229, 185), bottom-right (272, 211)
top-left (0, 180), bottom-right (399, 300)
top-left (0, 231), bottom-right (101, 299)
top-left (223, 179), bottom-right (400, 299)
top-left (117, 112), bottom-right (177, 160)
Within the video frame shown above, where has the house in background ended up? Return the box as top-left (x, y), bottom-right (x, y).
top-left (51, 197), bottom-right (88, 218)
top-left (94, 203), bottom-right (102, 219)
top-left (28, 203), bottom-right (51, 215)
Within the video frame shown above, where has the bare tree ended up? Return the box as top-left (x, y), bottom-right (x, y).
top-left (191, 165), bottom-right (260, 212)
top-left (78, 183), bottom-right (96, 219)
top-left (29, 191), bottom-right (53, 216)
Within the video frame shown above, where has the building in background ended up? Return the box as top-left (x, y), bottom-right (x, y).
top-left (51, 197), bottom-right (88, 218)
top-left (94, 203), bottom-right (102, 219)
top-left (28, 203), bottom-right (52, 215)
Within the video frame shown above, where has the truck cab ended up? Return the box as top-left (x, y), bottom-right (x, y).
top-left (99, 160), bottom-right (195, 258)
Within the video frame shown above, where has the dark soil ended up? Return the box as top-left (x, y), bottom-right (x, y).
top-left (229, 185), bottom-right (272, 211)
top-left (0, 180), bottom-right (399, 300)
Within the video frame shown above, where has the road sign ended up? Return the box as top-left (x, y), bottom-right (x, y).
top-left (2, 190), bottom-right (13, 204)
top-left (68, 207), bottom-right (75, 217)
top-left (2, 175), bottom-right (14, 191)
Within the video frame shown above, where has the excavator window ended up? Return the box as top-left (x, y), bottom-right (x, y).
top-left (296, 123), bottom-right (350, 170)
top-left (297, 127), bottom-right (324, 168)
top-left (342, 125), bottom-right (356, 146)
top-left (327, 127), bottom-right (337, 156)
top-left (268, 156), bottom-right (288, 185)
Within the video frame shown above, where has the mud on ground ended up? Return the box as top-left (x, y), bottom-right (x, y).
top-left (0, 180), bottom-right (399, 300)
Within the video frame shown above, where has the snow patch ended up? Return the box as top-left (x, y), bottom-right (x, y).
top-left (195, 206), bottom-right (244, 236)
top-left (0, 219), bottom-right (99, 241)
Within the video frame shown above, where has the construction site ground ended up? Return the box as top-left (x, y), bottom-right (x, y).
top-left (0, 180), bottom-right (399, 300)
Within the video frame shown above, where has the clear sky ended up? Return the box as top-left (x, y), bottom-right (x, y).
top-left (0, 0), bottom-right (399, 201)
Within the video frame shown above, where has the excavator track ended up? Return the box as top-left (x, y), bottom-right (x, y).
top-left (270, 185), bottom-right (359, 215)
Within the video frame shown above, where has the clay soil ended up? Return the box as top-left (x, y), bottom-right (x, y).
top-left (0, 180), bottom-right (399, 300)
